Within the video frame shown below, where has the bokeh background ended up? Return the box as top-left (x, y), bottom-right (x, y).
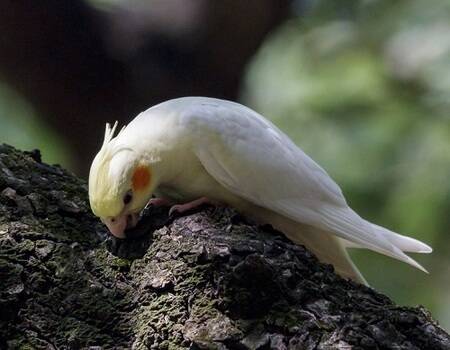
top-left (0, 0), bottom-right (449, 330)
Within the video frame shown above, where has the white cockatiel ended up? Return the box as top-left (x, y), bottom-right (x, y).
top-left (89, 97), bottom-right (432, 284)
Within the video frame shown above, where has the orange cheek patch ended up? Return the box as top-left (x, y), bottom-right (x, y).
top-left (132, 165), bottom-right (151, 192)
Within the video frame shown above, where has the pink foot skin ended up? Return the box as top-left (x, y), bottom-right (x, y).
top-left (169, 197), bottom-right (214, 216)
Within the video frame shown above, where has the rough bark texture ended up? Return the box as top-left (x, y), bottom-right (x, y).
top-left (0, 144), bottom-right (449, 350)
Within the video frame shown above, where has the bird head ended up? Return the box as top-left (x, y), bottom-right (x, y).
top-left (89, 122), bottom-right (154, 238)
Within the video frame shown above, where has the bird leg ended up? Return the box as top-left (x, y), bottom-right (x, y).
top-left (169, 197), bottom-right (214, 216)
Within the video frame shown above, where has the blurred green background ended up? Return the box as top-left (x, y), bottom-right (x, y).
top-left (243, 0), bottom-right (450, 330)
top-left (0, 0), bottom-right (449, 330)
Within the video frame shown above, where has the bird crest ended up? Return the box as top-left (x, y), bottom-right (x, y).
top-left (88, 121), bottom-right (131, 217)
top-left (93, 121), bottom-right (125, 176)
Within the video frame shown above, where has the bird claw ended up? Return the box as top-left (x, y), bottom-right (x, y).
top-left (147, 197), bottom-right (172, 207)
top-left (139, 197), bottom-right (172, 217)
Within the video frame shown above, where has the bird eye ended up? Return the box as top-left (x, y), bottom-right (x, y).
top-left (123, 190), bottom-right (133, 205)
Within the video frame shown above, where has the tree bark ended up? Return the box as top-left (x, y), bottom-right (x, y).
top-left (0, 144), bottom-right (449, 350)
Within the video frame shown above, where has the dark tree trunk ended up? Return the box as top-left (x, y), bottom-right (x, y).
top-left (0, 144), bottom-right (449, 349)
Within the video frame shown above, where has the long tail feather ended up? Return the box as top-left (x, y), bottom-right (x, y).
top-left (370, 223), bottom-right (432, 253)
top-left (317, 206), bottom-right (430, 273)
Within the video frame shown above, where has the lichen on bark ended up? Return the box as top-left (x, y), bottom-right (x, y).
top-left (0, 144), bottom-right (449, 350)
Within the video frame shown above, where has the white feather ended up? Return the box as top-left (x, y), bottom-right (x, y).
top-left (113, 97), bottom-right (432, 283)
top-left (173, 97), bottom-right (431, 274)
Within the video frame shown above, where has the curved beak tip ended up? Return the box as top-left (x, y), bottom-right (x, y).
top-left (103, 213), bottom-right (139, 239)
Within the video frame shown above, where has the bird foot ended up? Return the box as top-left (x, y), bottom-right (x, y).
top-left (169, 197), bottom-right (214, 217)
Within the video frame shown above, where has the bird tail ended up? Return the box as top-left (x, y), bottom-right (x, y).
top-left (342, 223), bottom-right (432, 253)
top-left (241, 203), bottom-right (431, 286)
top-left (341, 222), bottom-right (432, 273)
top-left (312, 205), bottom-right (432, 273)
top-left (370, 223), bottom-right (432, 253)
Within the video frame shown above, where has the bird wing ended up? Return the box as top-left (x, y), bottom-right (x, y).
top-left (180, 98), bottom-right (428, 270)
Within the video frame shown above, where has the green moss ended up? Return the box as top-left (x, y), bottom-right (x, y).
top-left (94, 247), bottom-right (131, 272)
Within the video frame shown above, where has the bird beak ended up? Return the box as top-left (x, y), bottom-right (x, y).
top-left (102, 213), bottom-right (139, 239)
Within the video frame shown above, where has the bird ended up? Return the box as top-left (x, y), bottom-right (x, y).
top-left (88, 96), bottom-right (432, 284)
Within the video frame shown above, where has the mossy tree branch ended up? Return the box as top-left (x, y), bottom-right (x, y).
top-left (0, 144), bottom-right (449, 349)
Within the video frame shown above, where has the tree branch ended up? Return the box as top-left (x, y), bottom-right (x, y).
top-left (0, 144), bottom-right (448, 349)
